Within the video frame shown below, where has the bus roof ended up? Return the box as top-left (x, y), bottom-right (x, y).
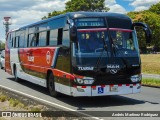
top-left (67, 12), bottom-right (131, 20)
top-left (9, 12), bottom-right (132, 32)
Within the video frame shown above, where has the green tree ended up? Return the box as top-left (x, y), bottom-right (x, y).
top-left (43, 0), bottom-right (109, 19)
top-left (42, 11), bottom-right (65, 19)
top-left (0, 41), bottom-right (5, 49)
top-left (65, 0), bottom-right (109, 12)
top-left (142, 11), bottom-right (160, 51)
top-left (127, 2), bottom-right (160, 52)
top-left (149, 2), bottom-right (160, 14)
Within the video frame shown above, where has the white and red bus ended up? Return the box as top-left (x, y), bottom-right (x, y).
top-left (5, 12), bottom-right (151, 97)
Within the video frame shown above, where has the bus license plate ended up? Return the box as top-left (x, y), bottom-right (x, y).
top-left (110, 86), bottom-right (118, 92)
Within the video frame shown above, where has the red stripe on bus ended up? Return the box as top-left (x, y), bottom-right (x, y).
top-left (77, 28), bottom-right (133, 32)
top-left (109, 28), bottom-right (133, 32)
top-left (110, 84), bottom-right (114, 87)
top-left (133, 84), bottom-right (136, 86)
top-left (53, 69), bottom-right (75, 80)
top-left (92, 86), bottom-right (96, 89)
top-left (101, 85), bottom-right (105, 88)
top-left (73, 85), bottom-right (77, 88)
top-left (118, 84), bottom-right (122, 87)
top-left (126, 84), bottom-right (130, 86)
top-left (81, 86), bottom-right (86, 88)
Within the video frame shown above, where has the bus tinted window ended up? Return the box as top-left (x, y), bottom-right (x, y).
top-left (12, 38), bottom-right (14, 47)
top-left (19, 33), bottom-right (25, 48)
top-left (63, 30), bottom-right (69, 47)
top-left (13, 37), bottom-right (16, 48)
top-left (49, 29), bottom-right (58, 46)
top-left (39, 31), bottom-right (47, 46)
top-left (15, 36), bottom-right (19, 48)
top-left (29, 34), bottom-right (36, 47)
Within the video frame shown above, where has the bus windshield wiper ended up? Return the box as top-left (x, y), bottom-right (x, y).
top-left (110, 37), bottom-right (118, 56)
top-left (94, 37), bottom-right (109, 72)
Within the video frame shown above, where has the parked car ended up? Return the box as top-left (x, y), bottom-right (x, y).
top-left (0, 50), bottom-right (5, 69)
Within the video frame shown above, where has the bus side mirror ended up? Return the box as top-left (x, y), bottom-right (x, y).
top-left (143, 26), bottom-right (152, 44)
top-left (132, 22), bottom-right (152, 44)
top-left (70, 26), bottom-right (77, 43)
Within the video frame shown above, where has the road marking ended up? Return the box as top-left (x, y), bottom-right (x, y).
top-left (0, 84), bottom-right (103, 120)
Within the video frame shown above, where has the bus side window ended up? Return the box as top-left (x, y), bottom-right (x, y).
top-left (46, 31), bottom-right (50, 46)
top-left (58, 28), bottom-right (63, 45)
top-left (39, 31), bottom-right (47, 46)
top-left (49, 29), bottom-right (58, 46)
top-left (15, 36), bottom-right (20, 48)
top-left (19, 33), bottom-right (25, 48)
top-left (36, 33), bottom-right (39, 47)
top-left (12, 38), bottom-right (14, 48)
top-left (29, 34), bottom-right (37, 47)
top-left (63, 29), bottom-right (70, 47)
top-left (14, 37), bottom-right (16, 48)
top-left (27, 35), bottom-right (29, 47)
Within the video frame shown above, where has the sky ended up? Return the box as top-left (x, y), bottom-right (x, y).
top-left (0, 0), bottom-right (160, 42)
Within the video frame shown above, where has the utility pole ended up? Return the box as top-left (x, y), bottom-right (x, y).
top-left (3, 17), bottom-right (12, 35)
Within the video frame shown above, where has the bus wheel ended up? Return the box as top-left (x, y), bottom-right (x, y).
top-left (48, 73), bottom-right (59, 97)
top-left (14, 66), bottom-right (20, 82)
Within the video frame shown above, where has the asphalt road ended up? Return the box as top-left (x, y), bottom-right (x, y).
top-left (0, 69), bottom-right (160, 120)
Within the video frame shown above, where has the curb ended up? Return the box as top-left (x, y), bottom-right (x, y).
top-left (142, 84), bottom-right (160, 88)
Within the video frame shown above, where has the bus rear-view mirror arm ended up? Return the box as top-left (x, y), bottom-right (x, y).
top-left (70, 25), bottom-right (77, 43)
top-left (132, 22), bottom-right (152, 44)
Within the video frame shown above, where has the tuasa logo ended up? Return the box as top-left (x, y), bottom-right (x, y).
top-left (78, 67), bottom-right (94, 71)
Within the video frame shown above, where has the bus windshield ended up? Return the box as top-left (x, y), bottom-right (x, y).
top-left (72, 28), bottom-right (139, 67)
top-left (77, 28), bottom-right (107, 53)
top-left (109, 28), bottom-right (139, 57)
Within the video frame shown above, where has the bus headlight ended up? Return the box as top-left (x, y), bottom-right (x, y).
top-left (76, 77), bottom-right (94, 85)
top-left (83, 79), bottom-right (94, 84)
top-left (130, 74), bottom-right (142, 82)
top-left (76, 78), bottom-right (84, 84)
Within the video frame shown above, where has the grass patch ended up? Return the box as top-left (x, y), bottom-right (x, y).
top-left (9, 98), bottom-right (21, 107)
top-left (30, 107), bottom-right (41, 112)
top-left (141, 54), bottom-right (160, 74)
top-left (0, 95), bottom-right (7, 102)
top-left (142, 78), bottom-right (160, 87)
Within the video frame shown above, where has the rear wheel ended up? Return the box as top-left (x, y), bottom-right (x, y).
top-left (48, 73), bottom-right (59, 97)
top-left (14, 66), bottom-right (20, 82)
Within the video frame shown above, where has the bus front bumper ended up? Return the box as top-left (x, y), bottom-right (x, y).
top-left (71, 83), bottom-right (141, 97)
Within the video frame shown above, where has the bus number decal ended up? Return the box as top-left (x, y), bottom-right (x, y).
top-left (46, 51), bottom-right (51, 64)
top-left (28, 56), bottom-right (34, 62)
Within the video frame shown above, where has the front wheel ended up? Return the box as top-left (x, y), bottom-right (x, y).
top-left (48, 73), bottom-right (59, 97)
